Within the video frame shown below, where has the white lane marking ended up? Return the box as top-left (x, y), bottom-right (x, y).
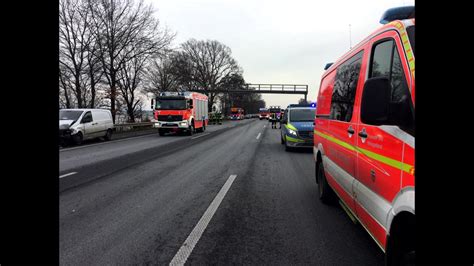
top-left (191, 133), bottom-right (210, 140)
top-left (59, 172), bottom-right (77, 179)
top-left (264, 124), bottom-right (266, 128)
top-left (256, 133), bottom-right (261, 140)
top-left (60, 134), bottom-right (156, 152)
top-left (169, 174), bottom-right (238, 266)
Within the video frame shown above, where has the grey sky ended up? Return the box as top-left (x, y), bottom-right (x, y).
top-left (146, 0), bottom-right (414, 109)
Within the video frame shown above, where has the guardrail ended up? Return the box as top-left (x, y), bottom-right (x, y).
top-left (114, 122), bottom-right (155, 133)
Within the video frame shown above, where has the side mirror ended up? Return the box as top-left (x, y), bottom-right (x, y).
top-left (360, 77), bottom-right (391, 125)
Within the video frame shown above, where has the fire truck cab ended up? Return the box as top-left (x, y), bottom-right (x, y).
top-left (152, 91), bottom-right (208, 136)
top-left (230, 107), bottom-right (245, 120)
top-left (313, 6), bottom-right (415, 265)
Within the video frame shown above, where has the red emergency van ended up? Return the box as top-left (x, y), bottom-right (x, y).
top-left (313, 6), bottom-right (414, 265)
top-left (152, 91), bottom-right (208, 136)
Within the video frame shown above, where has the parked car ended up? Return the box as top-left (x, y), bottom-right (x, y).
top-left (59, 109), bottom-right (114, 145)
top-left (313, 6), bottom-right (415, 266)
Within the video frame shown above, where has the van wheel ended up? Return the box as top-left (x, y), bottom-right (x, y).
top-left (386, 218), bottom-right (415, 266)
top-left (317, 160), bottom-right (336, 204)
top-left (73, 132), bottom-right (83, 146)
top-left (104, 129), bottom-right (113, 141)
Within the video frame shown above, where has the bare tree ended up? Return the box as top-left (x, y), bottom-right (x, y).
top-left (88, 0), bottom-right (174, 123)
top-left (176, 39), bottom-right (242, 110)
top-left (84, 35), bottom-right (104, 108)
top-left (144, 52), bottom-right (181, 95)
top-left (59, 64), bottom-right (73, 108)
top-left (59, 0), bottom-right (94, 108)
top-left (117, 51), bottom-right (148, 122)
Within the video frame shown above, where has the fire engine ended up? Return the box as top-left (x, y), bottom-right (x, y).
top-left (230, 107), bottom-right (245, 120)
top-left (259, 108), bottom-right (269, 120)
top-left (152, 91), bottom-right (208, 136)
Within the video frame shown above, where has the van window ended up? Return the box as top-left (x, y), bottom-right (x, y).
top-left (329, 51), bottom-right (363, 122)
top-left (369, 39), bottom-right (414, 136)
top-left (81, 111), bottom-right (93, 123)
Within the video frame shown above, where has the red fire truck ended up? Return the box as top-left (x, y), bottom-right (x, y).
top-left (230, 107), bottom-right (244, 120)
top-left (152, 91), bottom-right (208, 136)
top-left (259, 108), bottom-right (269, 120)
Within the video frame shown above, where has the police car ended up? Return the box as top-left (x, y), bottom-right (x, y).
top-left (280, 103), bottom-right (316, 151)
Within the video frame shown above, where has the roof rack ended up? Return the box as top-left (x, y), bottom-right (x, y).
top-left (380, 6), bottom-right (415, 24)
top-left (324, 63), bottom-right (333, 70)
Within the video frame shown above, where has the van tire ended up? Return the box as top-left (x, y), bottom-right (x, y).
top-left (386, 215), bottom-right (415, 266)
top-left (104, 129), bottom-right (113, 141)
top-left (73, 132), bottom-right (83, 146)
top-left (317, 160), bottom-right (336, 204)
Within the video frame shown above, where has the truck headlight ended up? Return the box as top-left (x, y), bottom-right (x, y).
top-left (288, 129), bottom-right (297, 136)
top-left (179, 121), bottom-right (188, 126)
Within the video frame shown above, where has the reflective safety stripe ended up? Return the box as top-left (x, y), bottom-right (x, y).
top-left (286, 123), bottom-right (297, 131)
top-left (389, 21), bottom-right (415, 78)
top-left (286, 135), bottom-right (304, 143)
top-left (315, 130), bottom-right (413, 174)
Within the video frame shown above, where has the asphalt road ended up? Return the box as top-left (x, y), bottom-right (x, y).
top-left (59, 119), bottom-right (384, 265)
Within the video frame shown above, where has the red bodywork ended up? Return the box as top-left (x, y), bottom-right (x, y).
top-left (314, 19), bottom-right (415, 251)
top-left (231, 107), bottom-right (245, 120)
top-left (154, 92), bottom-right (208, 132)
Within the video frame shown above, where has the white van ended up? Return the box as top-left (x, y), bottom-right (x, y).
top-left (59, 109), bottom-right (114, 145)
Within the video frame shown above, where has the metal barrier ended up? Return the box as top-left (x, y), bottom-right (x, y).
top-left (113, 122), bottom-right (155, 133)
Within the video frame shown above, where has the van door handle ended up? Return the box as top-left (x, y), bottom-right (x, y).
top-left (347, 126), bottom-right (355, 134)
top-left (92, 122), bottom-right (98, 125)
top-left (358, 129), bottom-right (367, 138)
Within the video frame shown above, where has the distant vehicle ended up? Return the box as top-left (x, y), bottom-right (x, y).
top-left (152, 91), bottom-right (208, 136)
top-left (230, 107), bottom-right (245, 120)
top-left (259, 108), bottom-right (269, 120)
top-left (59, 108), bottom-right (114, 145)
top-left (280, 104), bottom-right (315, 151)
top-left (268, 106), bottom-right (281, 122)
top-left (313, 6), bottom-right (415, 265)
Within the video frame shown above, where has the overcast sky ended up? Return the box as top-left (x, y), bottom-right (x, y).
top-left (146, 0), bottom-right (414, 109)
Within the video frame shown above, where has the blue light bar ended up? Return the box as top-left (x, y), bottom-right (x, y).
top-left (380, 6), bottom-right (415, 24)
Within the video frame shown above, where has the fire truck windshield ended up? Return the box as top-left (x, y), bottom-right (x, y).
top-left (289, 108), bottom-right (315, 122)
top-left (156, 99), bottom-right (187, 110)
